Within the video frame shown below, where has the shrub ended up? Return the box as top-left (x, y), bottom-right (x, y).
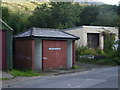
top-left (103, 30), bottom-right (116, 53)
top-left (75, 45), bottom-right (104, 61)
top-left (82, 48), bottom-right (97, 55)
top-left (96, 48), bottom-right (105, 55)
top-left (75, 45), bottom-right (85, 61)
top-left (116, 41), bottom-right (120, 58)
top-left (75, 45), bottom-right (119, 66)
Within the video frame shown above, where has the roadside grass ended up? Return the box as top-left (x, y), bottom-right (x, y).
top-left (72, 65), bottom-right (86, 69)
top-left (8, 69), bottom-right (46, 77)
top-left (0, 78), bottom-right (10, 80)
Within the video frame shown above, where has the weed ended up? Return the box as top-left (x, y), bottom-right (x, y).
top-left (72, 65), bottom-right (85, 69)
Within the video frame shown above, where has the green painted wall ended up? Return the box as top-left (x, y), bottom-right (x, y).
top-left (34, 39), bottom-right (42, 70)
top-left (6, 30), bottom-right (13, 69)
top-left (67, 40), bottom-right (73, 68)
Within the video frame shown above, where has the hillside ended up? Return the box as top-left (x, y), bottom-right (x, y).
top-left (74, 0), bottom-right (105, 5)
top-left (2, 0), bottom-right (42, 14)
top-left (2, 0), bottom-right (37, 2)
top-left (1, 0), bottom-right (106, 14)
top-left (2, 0), bottom-right (39, 2)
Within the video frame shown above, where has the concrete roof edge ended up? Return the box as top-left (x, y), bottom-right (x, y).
top-left (32, 27), bottom-right (60, 31)
top-left (63, 26), bottom-right (83, 31)
top-left (82, 25), bottom-right (118, 29)
top-left (63, 25), bottom-right (118, 31)
top-left (61, 31), bottom-right (80, 40)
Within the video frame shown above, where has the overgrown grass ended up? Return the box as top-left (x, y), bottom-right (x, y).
top-left (8, 69), bottom-right (46, 77)
top-left (75, 45), bottom-right (120, 66)
top-left (78, 58), bottom-right (119, 66)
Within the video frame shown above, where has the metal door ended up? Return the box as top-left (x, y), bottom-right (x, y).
top-left (87, 33), bottom-right (99, 49)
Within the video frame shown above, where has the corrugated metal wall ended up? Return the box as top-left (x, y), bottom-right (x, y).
top-left (6, 30), bottom-right (13, 69)
top-left (0, 30), bottom-right (13, 70)
top-left (0, 30), bottom-right (7, 70)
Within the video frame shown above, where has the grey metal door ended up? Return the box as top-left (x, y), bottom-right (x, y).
top-left (87, 33), bottom-right (99, 49)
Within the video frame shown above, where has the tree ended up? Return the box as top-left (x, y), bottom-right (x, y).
top-left (2, 7), bottom-right (10, 22)
top-left (2, 6), bottom-right (29, 34)
top-left (93, 10), bottom-right (118, 26)
top-left (118, 4), bottom-right (120, 38)
top-left (29, 2), bottom-right (82, 29)
top-left (7, 12), bottom-right (28, 34)
top-left (28, 3), bottom-right (52, 28)
top-left (79, 5), bottom-right (99, 25)
top-left (92, 5), bottom-right (118, 27)
top-left (49, 2), bottom-right (81, 29)
top-left (117, 4), bottom-right (120, 58)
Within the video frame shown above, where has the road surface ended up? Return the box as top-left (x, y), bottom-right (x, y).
top-left (2, 66), bottom-right (119, 88)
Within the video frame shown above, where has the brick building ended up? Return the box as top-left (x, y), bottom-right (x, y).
top-left (14, 27), bottom-right (79, 71)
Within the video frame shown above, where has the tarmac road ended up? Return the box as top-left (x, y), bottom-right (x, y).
top-left (2, 66), bottom-right (119, 88)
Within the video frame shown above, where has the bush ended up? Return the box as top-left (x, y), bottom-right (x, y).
top-left (96, 48), bottom-right (105, 55)
top-left (116, 41), bottom-right (120, 58)
top-left (82, 48), bottom-right (96, 55)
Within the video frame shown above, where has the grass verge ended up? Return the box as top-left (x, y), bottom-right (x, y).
top-left (72, 65), bottom-right (86, 69)
top-left (8, 69), bottom-right (46, 77)
top-left (0, 78), bottom-right (10, 80)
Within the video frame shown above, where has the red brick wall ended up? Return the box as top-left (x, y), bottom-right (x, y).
top-left (14, 39), bottom-right (76, 70)
top-left (0, 30), bottom-right (7, 70)
top-left (14, 39), bottom-right (35, 70)
top-left (42, 40), bottom-right (67, 70)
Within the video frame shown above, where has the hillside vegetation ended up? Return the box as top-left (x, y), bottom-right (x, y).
top-left (2, 1), bottom-right (41, 13)
top-left (1, 1), bottom-right (42, 33)
top-left (1, 1), bottom-right (118, 35)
